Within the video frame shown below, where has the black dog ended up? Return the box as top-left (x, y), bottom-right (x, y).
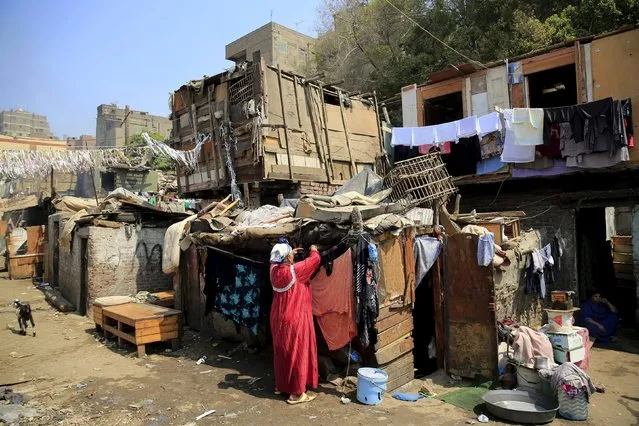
top-left (13, 300), bottom-right (35, 336)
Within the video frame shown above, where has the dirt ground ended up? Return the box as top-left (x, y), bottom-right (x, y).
top-left (1, 276), bottom-right (639, 426)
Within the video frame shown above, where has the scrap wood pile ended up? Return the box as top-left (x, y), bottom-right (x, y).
top-left (165, 169), bottom-right (454, 392)
top-left (52, 188), bottom-right (193, 228)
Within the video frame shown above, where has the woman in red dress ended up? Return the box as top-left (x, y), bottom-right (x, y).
top-left (269, 241), bottom-right (321, 404)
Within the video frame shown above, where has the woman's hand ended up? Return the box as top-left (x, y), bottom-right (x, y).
top-left (309, 245), bottom-right (319, 252)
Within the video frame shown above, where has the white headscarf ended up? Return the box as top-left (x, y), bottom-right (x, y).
top-left (270, 243), bottom-right (292, 264)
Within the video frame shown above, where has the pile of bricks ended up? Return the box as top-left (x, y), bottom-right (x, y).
top-left (299, 181), bottom-right (341, 196)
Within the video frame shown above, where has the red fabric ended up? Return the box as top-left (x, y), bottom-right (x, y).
top-left (536, 123), bottom-right (561, 158)
top-left (270, 249), bottom-right (321, 395)
top-left (311, 249), bottom-right (356, 350)
top-left (418, 142), bottom-right (452, 155)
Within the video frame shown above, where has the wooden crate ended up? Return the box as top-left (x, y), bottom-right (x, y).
top-left (100, 303), bottom-right (182, 357)
top-left (8, 254), bottom-right (44, 279)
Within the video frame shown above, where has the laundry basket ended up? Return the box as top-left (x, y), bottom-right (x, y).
top-left (558, 391), bottom-right (589, 421)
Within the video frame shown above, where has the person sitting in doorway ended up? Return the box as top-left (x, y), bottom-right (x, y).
top-left (582, 290), bottom-right (619, 343)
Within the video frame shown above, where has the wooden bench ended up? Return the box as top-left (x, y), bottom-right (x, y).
top-left (99, 302), bottom-right (182, 357)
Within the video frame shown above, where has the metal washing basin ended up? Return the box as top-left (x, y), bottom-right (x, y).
top-left (482, 389), bottom-right (559, 424)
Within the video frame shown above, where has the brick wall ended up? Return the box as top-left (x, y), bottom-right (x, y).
top-left (86, 226), bottom-right (171, 313)
top-left (299, 181), bottom-right (341, 196)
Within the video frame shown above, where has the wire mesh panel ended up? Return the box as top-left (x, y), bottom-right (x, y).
top-left (384, 153), bottom-right (457, 207)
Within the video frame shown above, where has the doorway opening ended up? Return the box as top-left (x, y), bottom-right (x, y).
top-left (413, 267), bottom-right (439, 376)
top-left (575, 206), bottom-right (638, 351)
top-left (79, 238), bottom-right (88, 316)
top-left (527, 64), bottom-right (577, 109)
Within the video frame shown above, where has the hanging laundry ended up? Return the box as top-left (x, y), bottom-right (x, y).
top-left (418, 142), bottom-right (452, 155)
top-left (536, 123), bottom-right (562, 158)
top-left (477, 232), bottom-right (496, 267)
top-left (525, 249), bottom-right (546, 298)
top-left (560, 122), bottom-right (590, 158)
top-left (479, 131), bottom-right (503, 159)
top-left (311, 249), bottom-right (357, 351)
top-left (575, 97), bottom-right (614, 152)
top-left (512, 108), bottom-right (545, 146)
top-left (501, 109), bottom-right (536, 163)
top-left (456, 115), bottom-right (479, 139)
top-left (444, 136), bottom-right (481, 176)
top-left (477, 111), bottom-right (503, 138)
top-left (391, 127), bottom-right (414, 146)
top-left (543, 105), bottom-right (582, 144)
top-left (355, 233), bottom-right (379, 348)
top-left (476, 156), bottom-right (508, 175)
top-left (205, 251), bottom-right (265, 335)
top-left (414, 236), bottom-right (442, 287)
top-left (566, 147), bottom-right (629, 169)
top-left (621, 98), bottom-right (634, 148)
top-left (412, 126), bottom-right (436, 146)
top-left (434, 121), bottom-right (458, 144)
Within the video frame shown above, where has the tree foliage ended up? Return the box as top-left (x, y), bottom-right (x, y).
top-left (315, 0), bottom-right (638, 102)
top-left (128, 132), bottom-right (174, 171)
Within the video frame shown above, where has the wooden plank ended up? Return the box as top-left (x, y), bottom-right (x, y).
top-left (337, 89), bottom-right (356, 175)
top-left (135, 324), bottom-right (178, 337)
top-left (276, 65), bottom-right (294, 180)
top-left (445, 233), bottom-right (498, 379)
top-left (402, 228), bottom-right (416, 307)
top-left (303, 84), bottom-right (331, 183)
top-left (102, 324), bottom-right (136, 345)
top-left (380, 352), bottom-right (413, 374)
top-left (377, 305), bottom-right (410, 322)
top-left (522, 46), bottom-right (575, 75)
top-left (386, 370), bottom-right (415, 392)
top-left (376, 308), bottom-right (413, 333)
top-left (613, 252), bottom-right (633, 264)
top-left (613, 244), bottom-right (633, 254)
top-left (135, 316), bottom-right (178, 330)
top-left (432, 259), bottom-right (445, 370)
top-left (318, 83), bottom-right (336, 182)
top-left (136, 330), bottom-right (179, 345)
top-left (206, 86), bottom-right (217, 184)
top-left (375, 317), bottom-right (414, 351)
top-left (374, 335), bottom-right (414, 365)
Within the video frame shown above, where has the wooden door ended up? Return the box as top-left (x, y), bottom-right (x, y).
top-left (444, 233), bottom-right (498, 379)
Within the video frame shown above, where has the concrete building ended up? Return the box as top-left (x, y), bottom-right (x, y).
top-left (226, 22), bottom-right (316, 75)
top-left (67, 135), bottom-right (96, 150)
top-left (96, 104), bottom-right (172, 148)
top-left (0, 108), bottom-right (54, 138)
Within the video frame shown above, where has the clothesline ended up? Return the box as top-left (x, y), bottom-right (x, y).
top-left (0, 132), bottom-right (207, 180)
top-left (392, 97), bottom-right (633, 173)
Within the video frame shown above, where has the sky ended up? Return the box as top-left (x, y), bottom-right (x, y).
top-left (0, 0), bottom-right (321, 139)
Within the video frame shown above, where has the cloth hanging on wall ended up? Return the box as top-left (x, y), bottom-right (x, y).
top-left (311, 248), bottom-right (357, 351)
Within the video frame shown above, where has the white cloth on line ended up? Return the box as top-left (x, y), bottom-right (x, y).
top-left (501, 109), bottom-right (536, 163)
top-left (434, 121), bottom-right (458, 144)
top-left (478, 112), bottom-right (502, 138)
top-left (512, 108), bottom-right (544, 146)
top-left (456, 115), bottom-right (479, 139)
top-left (412, 126), bottom-right (436, 146)
top-left (391, 127), bottom-right (413, 146)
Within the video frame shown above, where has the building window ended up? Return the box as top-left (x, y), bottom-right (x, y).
top-left (279, 41), bottom-right (288, 53)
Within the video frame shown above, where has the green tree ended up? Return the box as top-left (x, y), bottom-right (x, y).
top-left (315, 0), bottom-right (638, 105)
top-left (128, 132), bottom-right (174, 171)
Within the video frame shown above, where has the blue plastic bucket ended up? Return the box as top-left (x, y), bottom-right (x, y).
top-left (357, 368), bottom-right (388, 405)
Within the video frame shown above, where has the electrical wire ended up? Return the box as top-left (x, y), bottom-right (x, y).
top-left (382, 0), bottom-right (488, 69)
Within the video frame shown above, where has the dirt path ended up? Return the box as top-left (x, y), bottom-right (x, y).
top-left (1, 276), bottom-right (638, 425)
